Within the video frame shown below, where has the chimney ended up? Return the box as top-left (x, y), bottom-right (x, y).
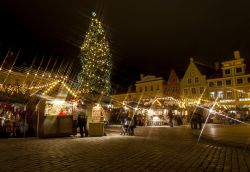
top-left (214, 62), bottom-right (219, 70)
top-left (140, 74), bottom-right (144, 80)
top-left (234, 50), bottom-right (240, 59)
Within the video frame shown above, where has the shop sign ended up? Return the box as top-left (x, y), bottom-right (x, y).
top-left (45, 100), bottom-right (73, 116)
top-left (92, 105), bottom-right (104, 122)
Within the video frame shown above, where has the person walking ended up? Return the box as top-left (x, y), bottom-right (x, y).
top-left (169, 110), bottom-right (174, 127)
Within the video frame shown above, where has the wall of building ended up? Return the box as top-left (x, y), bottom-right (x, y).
top-left (180, 58), bottom-right (208, 100)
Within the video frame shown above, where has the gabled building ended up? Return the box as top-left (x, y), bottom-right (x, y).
top-left (207, 51), bottom-right (250, 107)
top-left (165, 69), bottom-right (183, 99)
top-left (180, 58), bottom-right (215, 100)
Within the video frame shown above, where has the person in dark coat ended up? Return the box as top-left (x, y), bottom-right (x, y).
top-left (191, 113), bottom-right (198, 129)
top-left (197, 113), bottom-right (203, 129)
top-left (169, 110), bottom-right (174, 127)
top-left (77, 111), bottom-right (88, 137)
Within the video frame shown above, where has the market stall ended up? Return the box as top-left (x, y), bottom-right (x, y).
top-left (37, 99), bottom-right (75, 138)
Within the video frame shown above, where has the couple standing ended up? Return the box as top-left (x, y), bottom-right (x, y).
top-left (77, 111), bottom-right (88, 137)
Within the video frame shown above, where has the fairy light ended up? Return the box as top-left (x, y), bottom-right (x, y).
top-left (61, 82), bottom-right (78, 98)
top-left (43, 80), bottom-right (60, 95)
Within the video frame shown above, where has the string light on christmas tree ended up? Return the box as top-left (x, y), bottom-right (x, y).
top-left (77, 12), bottom-right (112, 95)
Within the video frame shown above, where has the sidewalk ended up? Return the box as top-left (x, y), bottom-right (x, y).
top-left (192, 123), bottom-right (250, 149)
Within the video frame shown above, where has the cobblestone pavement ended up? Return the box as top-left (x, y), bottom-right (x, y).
top-left (192, 124), bottom-right (250, 149)
top-left (0, 126), bottom-right (250, 172)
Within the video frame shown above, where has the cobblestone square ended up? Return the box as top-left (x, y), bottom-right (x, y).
top-left (0, 126), bottom-right (250, 172)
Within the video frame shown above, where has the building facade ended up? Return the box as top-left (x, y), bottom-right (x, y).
top-left (112, 74), bottom-right (166, 107)
top-left (165, 69), bottom-right (182, 99)
top-left (207, 51), bottom-right (250, 107)
top-left (135, 74), bottom-right (165, 99)
top-left (180, 58), bottom-right (212, 100)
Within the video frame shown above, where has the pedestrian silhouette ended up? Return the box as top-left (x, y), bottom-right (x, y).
top-left (77, 111), bottom-right (88, 137)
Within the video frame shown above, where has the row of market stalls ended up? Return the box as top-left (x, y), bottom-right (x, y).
top-left (0, 92), bottom-right (110, 138)
top-left (110, 97), bottom-right (191, 126)
top-left (0, 67), bottom-right (111, 138)
top-left (111, 96), bottom-right (250, 126)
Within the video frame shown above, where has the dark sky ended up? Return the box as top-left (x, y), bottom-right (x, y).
top-left (1, 0), bottom-right (250, 88)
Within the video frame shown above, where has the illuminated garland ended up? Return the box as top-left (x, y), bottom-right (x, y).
top-left (0, 84), bottom-right (27, 95)
top-left (0, 80), bottom-right (80, 98)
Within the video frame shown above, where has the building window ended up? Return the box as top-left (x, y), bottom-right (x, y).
top-left (195, 77), bottom-right (199, 83)
top-left (209, 82), bottom-right (214, 87)
top-left (184, 89), bottom-right (188, 95)
top-left (218, 91), bottom-right (223, 99)
top-left (248, 77), bottom-right (250, 83)
top-left (191, 88), bottom-right (196, 94)
top-left (151, 85), bottom-right (153, 91)
top-left (225, 69), bottom-right (231, 75)
top-left (210, 91), bottom-right (215, 99)
top-left (236, 67), bottom-right (242, 73)
top-left (156, 85), bottom-right (160, 90)
top-left (226, 91), bottom-right (233, 99)
top-left (139, 87), bottom-right (142, 92)
top-left (145, 86), bottom-right (147, 92)
top-left (200, 87), bottom-right (204, 94)
top-left (188, 78), bottom-right (192, 84)
top-left (217, 81), bottom-right (222, 87)
top-left (226, 80), bottom-right (231, 86)
top-left (237, 78), bottom-right (243, 84)
top-left (238, 90), bottom-right (244, 98)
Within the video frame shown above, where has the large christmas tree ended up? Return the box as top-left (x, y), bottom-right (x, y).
top-left (78, 13), bottom-right (112, 95)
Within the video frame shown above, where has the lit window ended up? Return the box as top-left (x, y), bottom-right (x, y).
top-left (218, 91), bottom-right (223, 99)
top-left (210, 91), bottom-right (215, 99)
top-left (238, 90), bottom-right (244, 98)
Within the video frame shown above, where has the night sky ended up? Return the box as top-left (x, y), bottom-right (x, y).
top-left (1, 0), bottom-right (250, 89)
